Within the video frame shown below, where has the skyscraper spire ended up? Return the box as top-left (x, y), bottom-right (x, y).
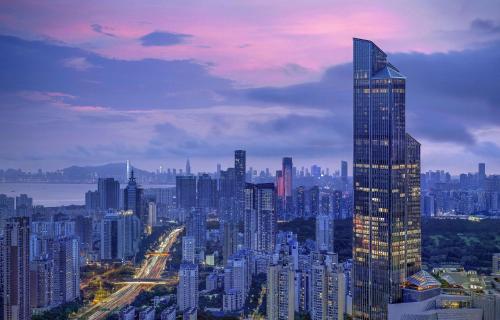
top-left (186, 158), bottom-right (191, 175)
top-left (126, 160), bottom-right (131, 181)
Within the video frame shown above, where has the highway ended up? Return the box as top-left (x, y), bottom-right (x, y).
top-left (75, 226), bottom-right (183, 320)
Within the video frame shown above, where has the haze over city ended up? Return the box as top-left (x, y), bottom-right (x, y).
top-left (1, 0), bottom-right (500, 173)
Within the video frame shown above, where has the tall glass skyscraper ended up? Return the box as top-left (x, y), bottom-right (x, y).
top-left (352, 38), bottom-right (421, 320)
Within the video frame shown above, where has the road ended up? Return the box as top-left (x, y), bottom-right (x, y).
top-left (75, 226), bottom-right (183, 320)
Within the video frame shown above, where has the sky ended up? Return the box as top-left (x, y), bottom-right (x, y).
top-left (1, 0), bottom-right (500, 174)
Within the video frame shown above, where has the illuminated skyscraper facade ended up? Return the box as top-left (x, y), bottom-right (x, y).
top-left (352, 38), bottom-right (421, 320)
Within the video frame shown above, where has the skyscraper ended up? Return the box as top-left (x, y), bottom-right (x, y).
top-left (296, 186), bottom-right (305, 218)
top-left (124, 170), bottom-right (144, 218)
top-left (341, 160), bottom-right (348, 184)
top-left (234, 150), bottom-right (246, 221)
top-left (182, 236), bottom-right (195, 263)
top-left (219, 168), bottom-right (236, 215)
top-left (282, 157), bottom-right (294, 214)
top-left (176, 175), bottom-right (197, 210)
top-left (244, 183), bottom-right (276, 253)
top-left (177, 262), bottom-right (199, 312)
top-left (352, 38), bottom-right (421, 319)
top-left (197, 173), bottom-right (217, 210)
top-left (98, 177), bottom-right (120, 210)
top-left (309, 186), bottom-right (320, 216)
top-left (2, 217), bottom-right (31, 320)
top-left (316, 213), bottom-right (334, 253)
top-left (267, 263), bottom-right (295, 320)
top-left (186, 158), bottom-right (191, 176)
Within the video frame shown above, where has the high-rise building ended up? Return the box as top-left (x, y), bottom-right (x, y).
top-left (147, 202), bottom-right (157, 233)
top-left (85, 190), bottom-right (100, 211)
top-left (30, 255), bottom-right (54, 310)
top-left (15, 194), bottom-right (33, 215)
top-left (352, 38), bottom-right (421, 319)
top-left (316, 213), bottom-right (334, 253)
top-left (234, 150), bottom-right (246, 221)
top-left (221, 219), bottom-right (238, 266)
top-left (296, 186), bottom-right (306, 218)
top-left (223, 254), bottom-right (248, 312)
top-left (124, 171), bottom-right (143, 218)
top-left (321, 194), bottom-right (330, 215)
top-left (282, 157), bottom-right (294, 214)
top-left (267, 263), bottom-right (295, 320)
top-left (100, 211), bottom-right (140, 261)
top-left (219, 168), bottom-right (236, 215)
top-left (98, 178), bottom-right (120, 210)
top-left (186, 209), bottom-right (206, 250)
top-left (182, 236), bottom-right (195, 264)
top-left (52, 236), bottom-right (80, 305)
top-left (177, 262), bottom-right (199, 312)
top-left (309, 186), bottom-right (320, 216)
top-left (244, 183), bottom-right (276, 253)
top-left (197, 173), bottom-right (217, 210)
top-left (2, 217), bottom-right (31, 320)
top-left (341, 161), bottom-right (348, 184)
top-left (310, 252), bottom-right (344, 320)
top-left (176, 175), bottom-right (197, 210)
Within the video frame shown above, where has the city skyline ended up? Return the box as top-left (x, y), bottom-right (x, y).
top-left (1, 1), bottom-right (500, 172)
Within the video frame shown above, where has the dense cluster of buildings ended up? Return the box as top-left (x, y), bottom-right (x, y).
top-left (421, 164), bottom-right (500, 217)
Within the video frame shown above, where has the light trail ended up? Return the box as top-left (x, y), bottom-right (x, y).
top-left (74, 226), bottom-right (183, 320)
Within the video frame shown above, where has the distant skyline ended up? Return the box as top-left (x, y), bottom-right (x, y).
top-left (1, 0), bottom-right (500, 173)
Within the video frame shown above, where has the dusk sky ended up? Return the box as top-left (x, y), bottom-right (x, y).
top-left (1, 0), bottom-right (500, 174)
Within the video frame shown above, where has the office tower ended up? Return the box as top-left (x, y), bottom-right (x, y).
top-left (186, 209), bottom-right (206, 250)
top-left (296, 186), bottom-right (306, 218)
top-left (197, 173), bottom-right (217, 210)
top-left (147, 202), bottom-right (157, 233)
top-left (120, 305), bottom-right (136, 320)
top-left (98, 177), bottom-right (120, 210)
top-left (267, 263), bottom-right (295, 320)
top-left (234, 150), bottom-right (246, 221)
top-left (15, 194), bottom-right (33, 215)
top-left (52, 236), bottom-right (80, 305)
top-left (2, 217), bottom-right (31, 320)
top-left (221, 219), bottom-right (238, 266)
top-left (352, 38), bottom-right (421, 319)
top-left (282, 157), bottom-right (294, 214)
top-left (124, 170), bottom-right (143, 218)
top-left (219, 168), bottom-right (236, 215)
top-left (100, 212), bottom-right (120, 260)
top-left (309, 186), bottom-right (320, 216)
top-left (244, 183), bottom-right (276, 253)
top-left (139, 306), bottom-right (155, 320)
top-left (186, 158), bottom-right (191, 176)
top-left (341, 161), bottom-right (348, 183)
top-left (161, 306), bottom-right (176, 320)
top-left (176, 175), bottom-right (197, 210)
top-left (85, 190), bottom-right (100, 210)
top-left (182, 236), bottom-right (195, 263)
top-left (316, 213), bottom-right (334, 252)
top-left (177, 262), bottom-right (199, 311)
top-left (478, 163), bottom-right (486, 189)
top-left (126, 160), bottom-right (131, 180)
